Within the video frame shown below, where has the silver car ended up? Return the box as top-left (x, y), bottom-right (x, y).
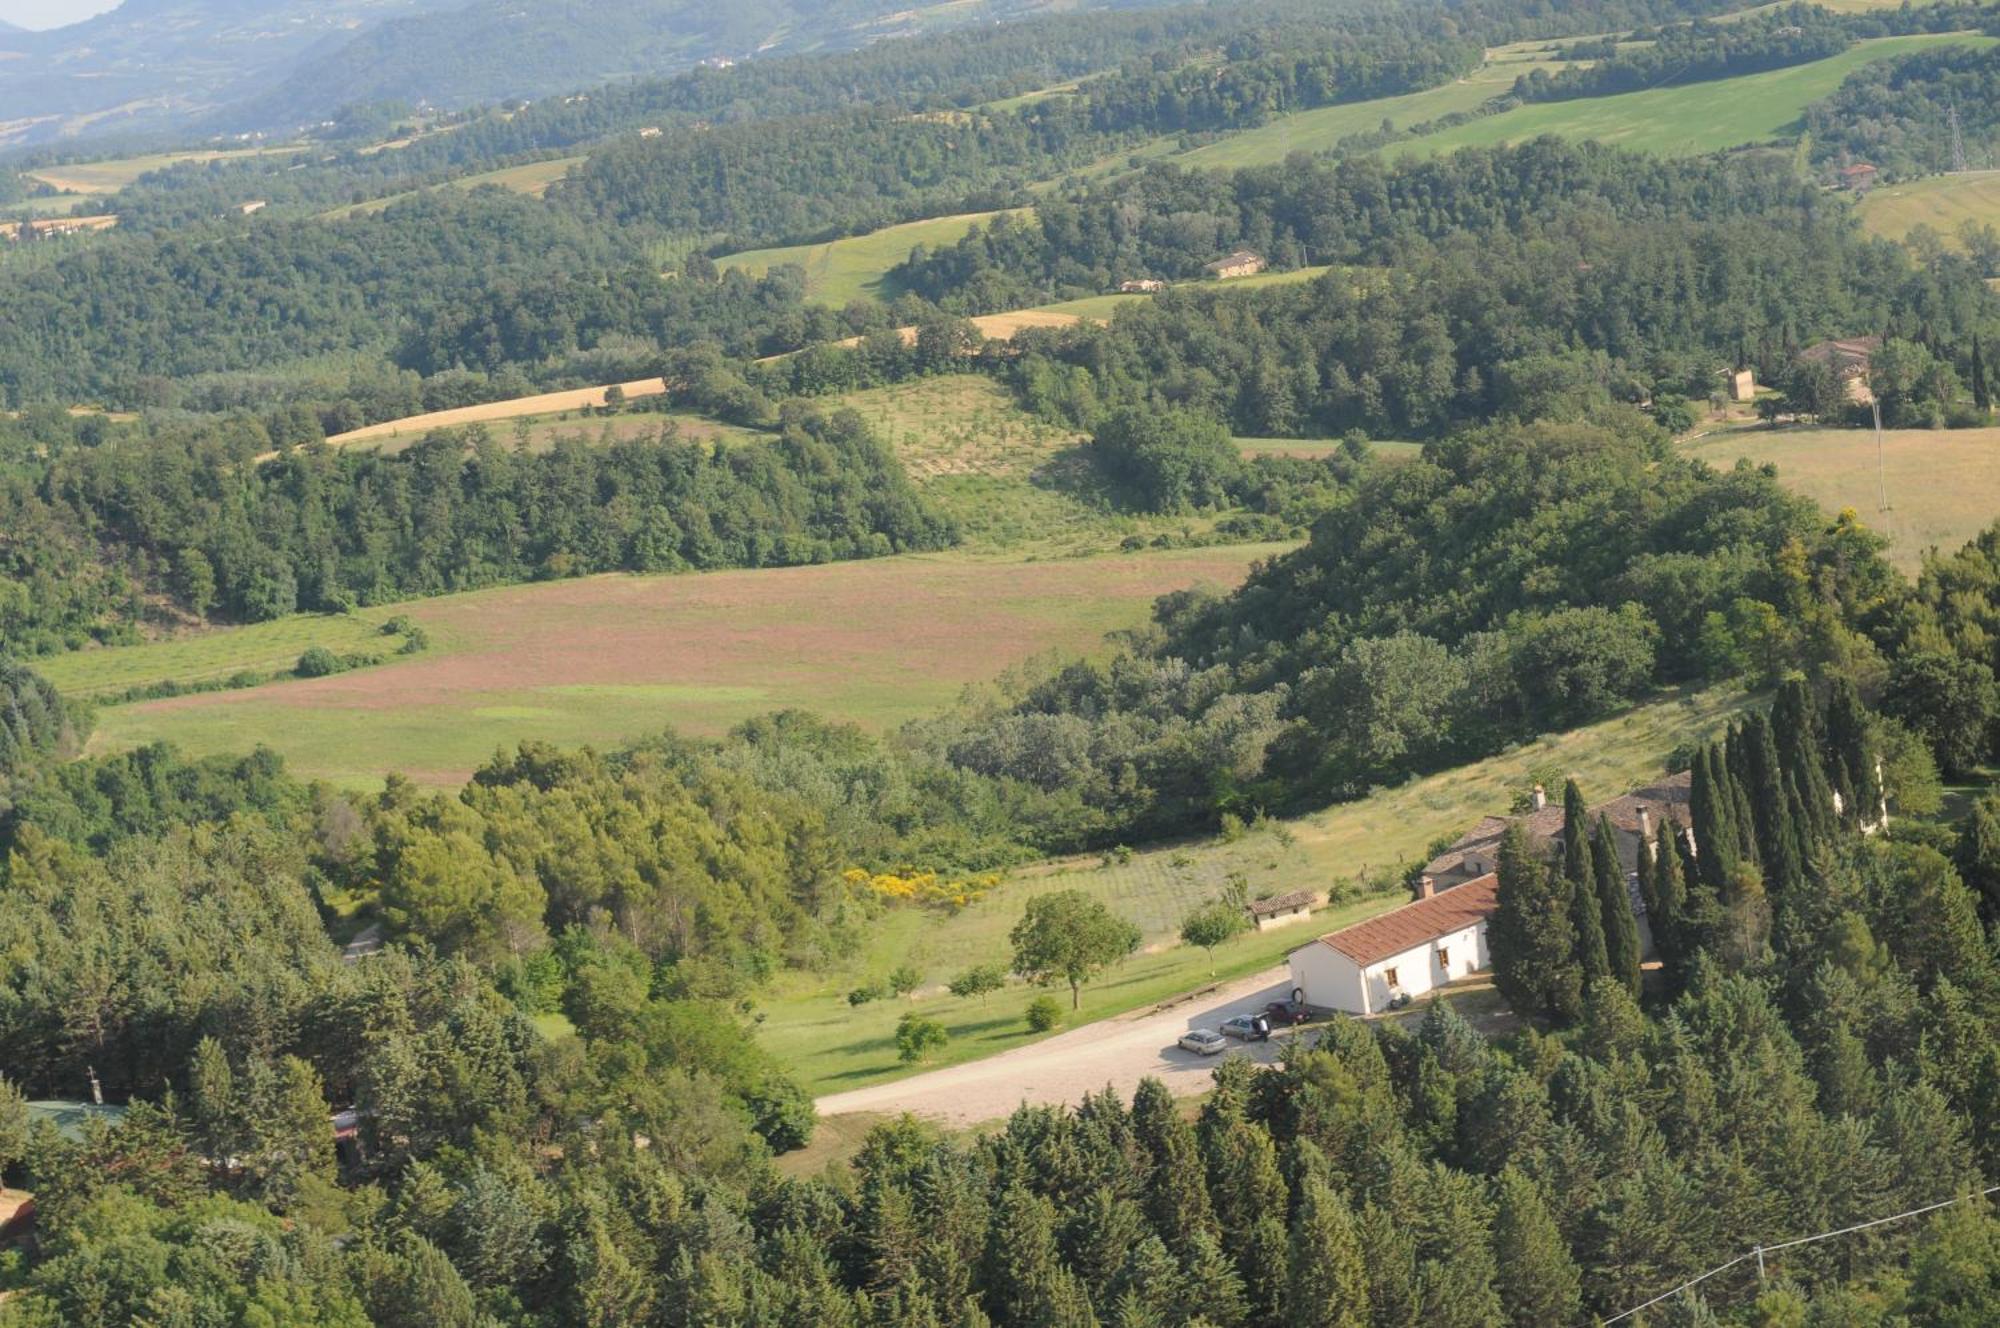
top-left (1178, 1028), bottom-right (1227, 1055)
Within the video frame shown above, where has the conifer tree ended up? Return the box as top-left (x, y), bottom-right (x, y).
top-left (1488, 823), bottom-right (1582, 1023)
top-left (1490, 1170), bottom-right (1582, 1328)
top-left (1561, 779), bottom-right (1591, 886)
top-left (1355, 1203), bottom-right (1420, 1328)
top-left (1954, 794), bottom-right (2000, 926)
top-left (1651, 819), bottom-right (1690, 970)
top-left (1689, 745), bottom-right (1738, 890)
top-left (1285, 1177), bottom-right (1370, 1328)
top-left (1744, 713), bottom-right (1803, 896)
top-left (1724, 729), bottom-right (1761, 866)
top-left (1568, 868), bottom-right (1611, 988)
top-left (1823, 676), bottom-right (1881, 825)
top-left (1974, 333), bottom-right (1991, 413)
top-left (1774, 680), bottom-right (1837, 849)
top-left (1592, 813), bottom-right (1642, 995)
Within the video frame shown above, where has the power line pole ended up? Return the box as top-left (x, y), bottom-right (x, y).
top-left (1949, 102), bottom-right (1969, 175)
top-left (1873, 394), bottom-right (1890, 512)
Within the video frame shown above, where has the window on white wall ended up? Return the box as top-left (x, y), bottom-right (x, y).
top-left (1383, 966), bottom-right (1399, 987)
top-left (1437, 947), bottom-right (1450, 970)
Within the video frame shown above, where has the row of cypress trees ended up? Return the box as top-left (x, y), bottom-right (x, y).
top-left (1494, 678), bottom-right (1882, 1023)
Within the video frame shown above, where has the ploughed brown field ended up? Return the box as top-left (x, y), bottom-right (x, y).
top-left (92, 546), bottom-right (1278, 787)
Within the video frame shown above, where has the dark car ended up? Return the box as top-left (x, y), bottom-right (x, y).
top-left (1264, 1000), bottom-right (1312, 1026)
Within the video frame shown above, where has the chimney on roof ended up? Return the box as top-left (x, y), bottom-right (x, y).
top-left (1637, 805), bottom-right (1652, 840)
top-left (1417, 874), bottom-right (1435, 900)
top-left (1532, 785), bottom-right (1547, 812)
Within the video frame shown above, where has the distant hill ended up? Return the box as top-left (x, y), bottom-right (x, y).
top-left (0, 0), bottom-right (1160, 146)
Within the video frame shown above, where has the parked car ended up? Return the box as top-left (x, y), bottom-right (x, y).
top-left (1178, 1029), bottom-right (1227, 1055)
top-left (1220, 1014), bottom-right (1270, 1041)
top-left (1263, 1000), bottom-right (1312, 1026)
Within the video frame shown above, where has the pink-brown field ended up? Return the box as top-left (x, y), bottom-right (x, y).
top-left (95, 546), bottom-right (1277, 786)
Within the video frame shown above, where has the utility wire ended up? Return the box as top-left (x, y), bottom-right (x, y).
top-left (1604, 1184), bottom-right (2000, 1325)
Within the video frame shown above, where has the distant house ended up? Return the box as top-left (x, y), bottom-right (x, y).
top-left (1247, 888), bottom-right (1317, 932)
top-left (639, 126), bottom-right (663, 138)
top-left (1800, 335), bottom-right (1883, 404)
top-left (1420, 773), bottom-right (1691, 891)
top-left (1730, 368), bottom-right (1757, 402)
top-left (1119, 279), bottom-right (1167, 294)
top-left (1838, 163), bottom-right (1878, 194)
top-left (1287, 873), bottom-right (1498, 1014)
top-left (1203, 250), bottom-right (1266, 280)
top-left (236, 200), bottom-right (268, 216)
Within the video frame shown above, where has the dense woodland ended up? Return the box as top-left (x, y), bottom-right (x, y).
top-left (0, 406), bottom-right (952, 655)
top-left (7, 0), bottom-right (2000, 1321)
top-left (1806, 41), bottom-right (2000, 177)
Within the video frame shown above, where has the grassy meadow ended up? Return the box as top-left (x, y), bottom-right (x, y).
top-left (717, 210), bottom-right (1026, 306)
top-left (25, 147), bottom-right (295, 195)
top-left (759, 683), bottom-right (1745, 1093)
top-left (1857, 170), bottom-right (2000, 245)
top-left (1397, 33), bottom-right (1995, 160)
top-left (1682, 424), bottom-right (2000, 572)
top-left (322, 155), bottom-right (586, 219)
top-left (34, 613), bottom-right (399, 701)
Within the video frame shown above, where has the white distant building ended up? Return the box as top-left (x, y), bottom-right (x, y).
top-left (1286, 873), bottom-right (1497, 1015)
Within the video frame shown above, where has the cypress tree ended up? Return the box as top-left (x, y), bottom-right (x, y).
top-left (1592, 813), bottom-right (1643, 996)
top-left (1652, 819), bottom-right (1690, 969)
top-left (1488, 823), bottom-right (1583, 1024)
top-left (1284, 1177), bottom-right (1369, 1328)
top-left (1561, 779), bottom-right (1591, 886)
top-left (1774, 680), bottom-right (1837, 849)
top-left (1568, 870), bottom-right (1611, 988)
top-left (1689, 745), bottom-right (1738, 890)
top-left (1724, 727), bottom-right (1761, 866)
top-left (1490, 1170), bottom-right (1582, 1328)
top-left (1974, 333), bottom-right (1991, 413)
top-left (1823, 677), bottom-right (1880, 826)
top-left (1744, 713), bottom-right (1802, 895)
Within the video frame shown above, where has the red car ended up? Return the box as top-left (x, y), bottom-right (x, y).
top-left (1264, 1000), bottom-right (1312, 1026)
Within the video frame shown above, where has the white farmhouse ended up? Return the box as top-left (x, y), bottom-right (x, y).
top-left (1286, 873), bottom-right (1497, 1015)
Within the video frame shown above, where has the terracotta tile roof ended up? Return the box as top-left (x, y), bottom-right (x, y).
top-left (1311, 873), bottom-right (1500, 968)
top-left (1593, 770), bottom-right (1691, 837)
top-left (1249, 889), bottom-right (1316, 918)
top-left (1424, 772), bottom-right (1692, 880)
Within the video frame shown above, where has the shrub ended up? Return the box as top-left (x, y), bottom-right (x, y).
top-left (895, 1013), bottom-right (948, 1063)
top-left (888, 965), bottom-right (921, 999)
top-left (295, 646), bottom-right (344, 678)
top-left (847, 985), bottom-right (882, 1007)
top-left (1025, 996), bottom-right (1063, 1033)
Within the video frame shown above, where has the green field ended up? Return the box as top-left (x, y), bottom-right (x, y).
top-left (25, 147), bottom-right (297, 195)
top-left (1177, 53), bottom-right (1555, 170)
top-left (717, 209), bottom-right (1026, 306)
top-left (323, 155), bottom-right (586, 220)
top-left (34, 613), bottom-right (399, 701)
top-left (1397, 33), bottom-right (1995, 159)
top-left (1857, 170), bottom-right (2000, 245)
top-left (1682, 424), bottom-right (2000, 572)
top-left (759, 682), bottom-right (1745, 1093)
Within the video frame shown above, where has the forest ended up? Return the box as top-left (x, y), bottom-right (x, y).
top-left (0, 405), bottom-right (953, 655)
top-left (1805, 41), bottom-right (2000, 177)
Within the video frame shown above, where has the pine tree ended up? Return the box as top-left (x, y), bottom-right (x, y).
top-left (1355, 1202), bottom-right (1419, 1328)
top-left (1591, 814), bottom-right (1642, 995)
top-left (1561, 780), bottom-right (1591, 886)
top-left (1490, 1170), bottom-right (1582, 1328)
top-left (1285, 1177), bottom-right (1370, 1328)
top-left (1974, 333), bottom-right (1991, 413)
top-left (1488, 823), bottom-right (1582, 1024)
top-left (1954, 794), bottom-right (2000, 926)
top-left (1689, 745), bottom-right (1738, 889)
top-left (1724, 728), bottom-right (1761, 866)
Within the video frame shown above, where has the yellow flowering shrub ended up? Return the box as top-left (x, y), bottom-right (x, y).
top-left (843, 867), bottom-right (999, 913)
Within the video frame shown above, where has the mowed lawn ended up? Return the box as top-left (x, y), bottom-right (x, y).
top-left (1858, 170), bottom-right (2000, 245)
top-left (80, 546), bottom-right (1279, 787)
top-left (718, 209), bottom-right (1026, 306)
top-left (1397, 33), bottom-right (1995, 159)
top-left (1682, 424), bottom-right (2000, 572)
top-left (761, 683), bottom-right (1744, 1093)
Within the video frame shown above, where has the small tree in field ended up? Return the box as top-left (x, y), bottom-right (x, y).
top-left (1011, 890), bottom-right (1142, 1009)
top-left (1180, 900), bottom-right (1248, 975)
top-left (949, 962), bottom-right (1006, 1005)
top-left (896, 1013), bottom-right (948, 1063)
top-left (888, 964), bottom-right (922, 1001)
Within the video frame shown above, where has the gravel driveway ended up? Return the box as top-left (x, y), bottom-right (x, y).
top-left (814, 965), bottom-right (1301, 1127)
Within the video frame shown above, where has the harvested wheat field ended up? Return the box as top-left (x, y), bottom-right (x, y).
top-left (88, 546), bottom-right (1279, 787)
top-left (324, 379), bottom-right (669, 447)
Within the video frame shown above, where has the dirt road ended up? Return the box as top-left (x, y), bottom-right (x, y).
top-left (814, 965), bottom-right (1301, 1127)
